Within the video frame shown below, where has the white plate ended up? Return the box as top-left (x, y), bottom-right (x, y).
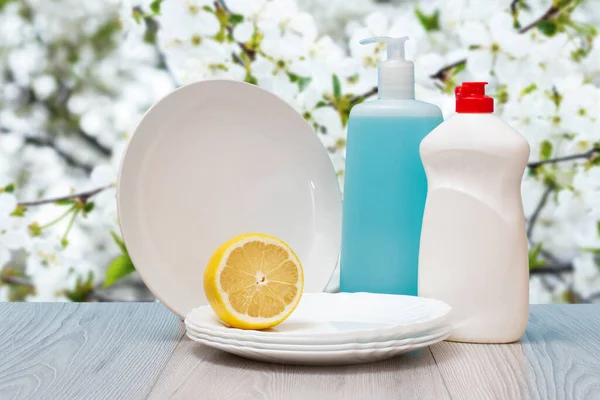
top-left (118, 80), bottom-right (342, 318)
top-left (185, 293), bottom-right (451, 345)
top-left (186, 328), bottom-right (450, 365)
top-left (186, 325), bottom-right (451, 351)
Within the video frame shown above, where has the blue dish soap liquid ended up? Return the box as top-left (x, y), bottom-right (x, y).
top-left (340, 36), bottom-right (443, 295)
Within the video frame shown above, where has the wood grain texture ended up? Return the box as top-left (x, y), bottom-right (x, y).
top-left (2, 303), bottom-right (599, 400)
top-left (430, 305), bottom-right (600, 400)
top-left (148, 336), bottom-right (451, 400)
top-left (0, 303), bottom-right (184, 400)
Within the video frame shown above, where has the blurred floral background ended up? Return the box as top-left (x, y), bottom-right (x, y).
top-left (0, 0), bottom-right (599, 303)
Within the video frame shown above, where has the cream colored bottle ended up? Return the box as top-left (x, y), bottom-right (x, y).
top-left (418, 82), bottom-right (530, 343)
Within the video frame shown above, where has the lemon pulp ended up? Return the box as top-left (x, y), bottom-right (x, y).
top-left (203, 233), bottom-right (304, 330)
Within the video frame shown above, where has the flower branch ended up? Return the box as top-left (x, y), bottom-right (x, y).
top-left (214, 1), bottom-right (256, 64)
top-left (132, 6), bottom-right (181, 88)
top-left (0, 273), bottom-right (35, 289)
top-left (527, 147), bottom-right (600, 169)
top-left (0, 271), bottom-right (153, 302)
top-left (518, 4), bottom-right (560, 34)
top-left (75, 129), bottom-right (113, 158)
top-left (527, 183), bottom-right (555, 239)
top-left (18, 184), bottom-right (114, 207)
top-left (431, 1), bottom-right (569, 83)
top-left (1, 127), bottom-right (95, 174)
top-left (430, 59), bottom-right (467, 82)
top-left (530, 263), bottom-right (574, 275)
top-left (17, 68), bottom-right (114, 158)
top-left (349, 87), bottom-right (378, 104)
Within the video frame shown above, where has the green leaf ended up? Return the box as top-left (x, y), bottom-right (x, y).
top-left (28, 222), bottom-right (41, 237)
top-left (492, 84), bottom-right (509, 105)
top-left (315, 101), bottom-right (328, 109)
top-left (111, 231), bottom-right (127, 253)
top-left (540, 140), bottom-right (553, 160)
top-left (453, 62), bottom-right (466, 75)
top-left (83, 201), bottom-right (95, 213)
top-left (104, 254), bottom-right (136, 288)
top-left (229, 13), bottom-right (244, 27)
top-left (10, 204), bottom-right (26, 217)
top-left (529, 243), bottom-right (547, 269)
top-left (298, 77), bottom-right (311, 91)
top-left (287, 72), bottom-right (312, 91)
top-left (335, 138), bottom-right (347, 150)
top-left (0, 267), bottom-right (35, 301)
top-left (332, 75), bottom-right (342, 99)
top-left (549, 87), bottom-right (562, 107)
top-left (0, 0), bottom-right (16, 11)
top-left (415, 8), bottom-right (440, 32)
top-left (214, 29), bottom-right (227, 43)
top-left (132, 8), bottom-right (143, 24)
top-left (54, 199), bottom-right (74, 206)
top-left (150, 0), bottom-right (162, 14)
top-left (581, 247), bottom-right (600, 255)
top-left (521, 83), bottom-right (537, 96)
top-left (90, 19), bottom-right (121, 55)
top-left (537, 20), bottom-right (558, 37)
top-left (586, 154), bottom-right (600, 170)
top-left (64, 271), bottom-right (94, 302)
top-left (215, 4), bottom-right (229, 27)
top-left (334, 95), bottom-right (354, 127)
top-left (244, 72), bottom-right (258, 85)
top-left (571, 47), bottom-right (591, 62)
top-left (3, 183), bottom-right (15, 193)
top-left (528, 165), bottom-right (540, 178)
top-left (347, 74), bottom-right (360, 84)
top-left (142, 12), bottom-right (159, 44)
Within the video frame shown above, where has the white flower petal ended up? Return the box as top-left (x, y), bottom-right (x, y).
top-left (0, 194), bottom-right (17, 216)
top-left (233, 21), bottom-right (254, 43)
top-left (91, 165), bottom-right (116, 186)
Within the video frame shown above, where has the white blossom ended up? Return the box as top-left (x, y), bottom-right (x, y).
top-left (1, 0), bottom-right (600, 303)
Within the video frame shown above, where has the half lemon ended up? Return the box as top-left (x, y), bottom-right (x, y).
top-left (203, 233), bottom-right (304, 330)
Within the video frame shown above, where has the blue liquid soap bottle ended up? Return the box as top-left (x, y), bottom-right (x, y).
top-left (340, 36), bottom-right (443, 295)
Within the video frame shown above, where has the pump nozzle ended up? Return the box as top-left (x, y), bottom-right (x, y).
top-left (360, 36), bottom-right (414, 99)
top-left (359, 36), bottom-right (409, 61)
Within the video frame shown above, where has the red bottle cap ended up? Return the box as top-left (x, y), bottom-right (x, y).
top-left (455, 82), bottom-right (494, 113)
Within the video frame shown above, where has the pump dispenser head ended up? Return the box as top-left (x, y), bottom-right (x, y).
top-left (360, 36), bottom-right (414, 99)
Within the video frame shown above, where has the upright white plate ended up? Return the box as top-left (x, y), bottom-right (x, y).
top-left (118, 80), bottom-right (342, 318)
top-left (185, 293), bottom-right (451, 345)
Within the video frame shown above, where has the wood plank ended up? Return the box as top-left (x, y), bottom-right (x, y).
top-left (0, 303), bottom-right (184, 400)
top-left (149, 336), bottom-right (450, 400)
top-left (430, 338), bottom-right (535, 399)
top-left (430, 305), bottom-right (600, 400)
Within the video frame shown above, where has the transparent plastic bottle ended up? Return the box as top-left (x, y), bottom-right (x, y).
top-left (340, 37), bottom-right (443, 295)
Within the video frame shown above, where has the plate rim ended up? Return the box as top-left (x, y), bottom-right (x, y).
top-left (186, 325), bottom-right (452, 352)
top-left (184, 329), bottom-right (449, 365)
top-left (185, 293), bottom-right (451, 344)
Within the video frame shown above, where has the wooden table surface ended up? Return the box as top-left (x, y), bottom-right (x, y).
top-left (1, 304), bottom-right (599, 400)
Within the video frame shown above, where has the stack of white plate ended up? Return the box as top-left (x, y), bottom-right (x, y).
top-left (185, 292), bottom-right (451, 365)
